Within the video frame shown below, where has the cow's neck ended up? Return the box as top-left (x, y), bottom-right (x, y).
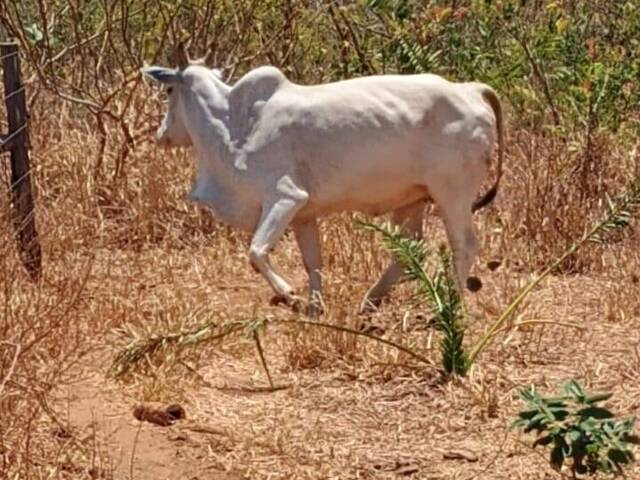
top-left (183, 85), bottom-right (259, 230)
top-left (191, 120), bottom-right (236, 184)
top-left (183, 87), bottom-right (237, 180)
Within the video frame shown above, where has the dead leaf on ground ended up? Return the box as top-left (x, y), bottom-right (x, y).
top-left (440, 448), bottom-right (479, 462)
top-left (133, 403), bottom-right (187, 427)
top-left (394, 463), bottom-right (420, 476)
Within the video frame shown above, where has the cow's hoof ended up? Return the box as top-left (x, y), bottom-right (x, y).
top-left (358, 297), bottom-right (382, 316)
top-left (289, 296), bottom-right (305, 313)
top-left (487, 260), bottom-right (502, 271)
top-left (269, 294), bottom-right (289, 307)
top-left (269, 293), bottom-right (304, 313)
top-left (305, 301), bottom-right (325, 318)
top-left (357, 321), bottom-right (386, 336)
top-left (466, 276), bottom-right (483, 292)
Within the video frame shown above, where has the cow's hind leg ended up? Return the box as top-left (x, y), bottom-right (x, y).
top-left (249, 194), bottom-right (307, 308)
top-left (429, 184), bottom-right (480, 292)
top-left (359, 201), bottom-right (424, 314)
top-left (293, 218), bottom-right (325, 316)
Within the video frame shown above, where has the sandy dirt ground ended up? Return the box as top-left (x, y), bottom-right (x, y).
top-left (47, 242), bottom-right (640, 480)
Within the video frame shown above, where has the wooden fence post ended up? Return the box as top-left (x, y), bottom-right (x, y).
top-left (1, 41), bottom-right (42, 281)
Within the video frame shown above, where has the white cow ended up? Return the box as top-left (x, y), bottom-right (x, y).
top-left (142, 47), bottom-right (504, 314)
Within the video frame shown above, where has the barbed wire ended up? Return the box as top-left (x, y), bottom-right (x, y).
top-left (0, 47), bottom-right (25, 133)
top-left (0, 49), bottom-right (19, 63)
top-left (0, 49), bottom-right (28, 146)
top-left (0, 120), bottom-right (28, 150)
top-left (3, 85), bottom-right (26, 102)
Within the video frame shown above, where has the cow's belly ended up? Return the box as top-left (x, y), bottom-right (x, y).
top-left (295, 134), bottom-right (432, 217)
top-left (299, 181), bottom-right (429, 220)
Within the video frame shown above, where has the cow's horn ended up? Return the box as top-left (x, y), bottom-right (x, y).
top-left (173, 41), bottom-right (190, 70)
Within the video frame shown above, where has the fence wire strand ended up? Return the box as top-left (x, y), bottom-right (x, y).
top-left (4, 85), bottom-right (26, 102)
top-left (0, 49), bottom-right (20, 63)
top-left (1, 47), bottom-right (27, 148)
top-left (0, 120), bottom-right (28, 149)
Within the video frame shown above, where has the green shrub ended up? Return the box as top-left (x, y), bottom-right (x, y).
top-left (358, 221), bottom-right (468, 376)
top-left (513, 380), bottom-right (640, 476)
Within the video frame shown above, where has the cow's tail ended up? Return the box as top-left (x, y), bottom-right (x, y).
top-left (471, 85), bottom-right (504, 213)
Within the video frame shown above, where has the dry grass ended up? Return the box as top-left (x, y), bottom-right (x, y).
top-left (3, 92), bottom-right (640, 475)
top-left (2, 10), bottom-right (640, 478)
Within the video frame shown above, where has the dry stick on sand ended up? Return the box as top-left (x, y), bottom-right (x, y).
top-left (0, 342), bottom-right (20, 397)
top-left (272, 318), bottom-right (436, 367)
top-left (129, 422), bottom-right (142, 480)
top-left (468, 178), bottom-right (640, 366)
top-left (252, 329), bottom-right (274, 389)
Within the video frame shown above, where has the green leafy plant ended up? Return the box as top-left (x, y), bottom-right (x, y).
top-left (358, 221), bottom-right (468, 376)
top-left (512, 380), bottom-right (640, 477)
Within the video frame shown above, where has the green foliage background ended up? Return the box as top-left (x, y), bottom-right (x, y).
top-left (3, 1), bottom-right (638, 133)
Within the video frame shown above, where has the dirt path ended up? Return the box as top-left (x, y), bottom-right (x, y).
top-left (58, 354), bottom-right (241, 480)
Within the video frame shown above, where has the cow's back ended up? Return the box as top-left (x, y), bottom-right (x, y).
top-left (243, 73), bottom-right (496, 217)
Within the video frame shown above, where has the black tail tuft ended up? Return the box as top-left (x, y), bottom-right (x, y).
top-left (471, 85), bottom-right (504, 215)
top-left (471, 185), bottom-right (497, 213)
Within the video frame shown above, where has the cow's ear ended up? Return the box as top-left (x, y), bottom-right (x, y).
top-left (141, 66), bottom-right (181, 84)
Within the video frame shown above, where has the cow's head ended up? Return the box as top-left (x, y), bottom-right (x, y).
top-left (142, 64), bottom-right (190, 147)
top-left (141, 43), bottom-right (226, 148)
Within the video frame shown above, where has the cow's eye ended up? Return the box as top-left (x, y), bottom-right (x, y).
top-left (166, 86), bottom-right (174, 95)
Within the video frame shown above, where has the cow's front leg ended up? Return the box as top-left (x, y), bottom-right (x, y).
top-left (249, 192), bottom-right (307, 309)
top-left (293, 218), bottom-right (324, 316)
